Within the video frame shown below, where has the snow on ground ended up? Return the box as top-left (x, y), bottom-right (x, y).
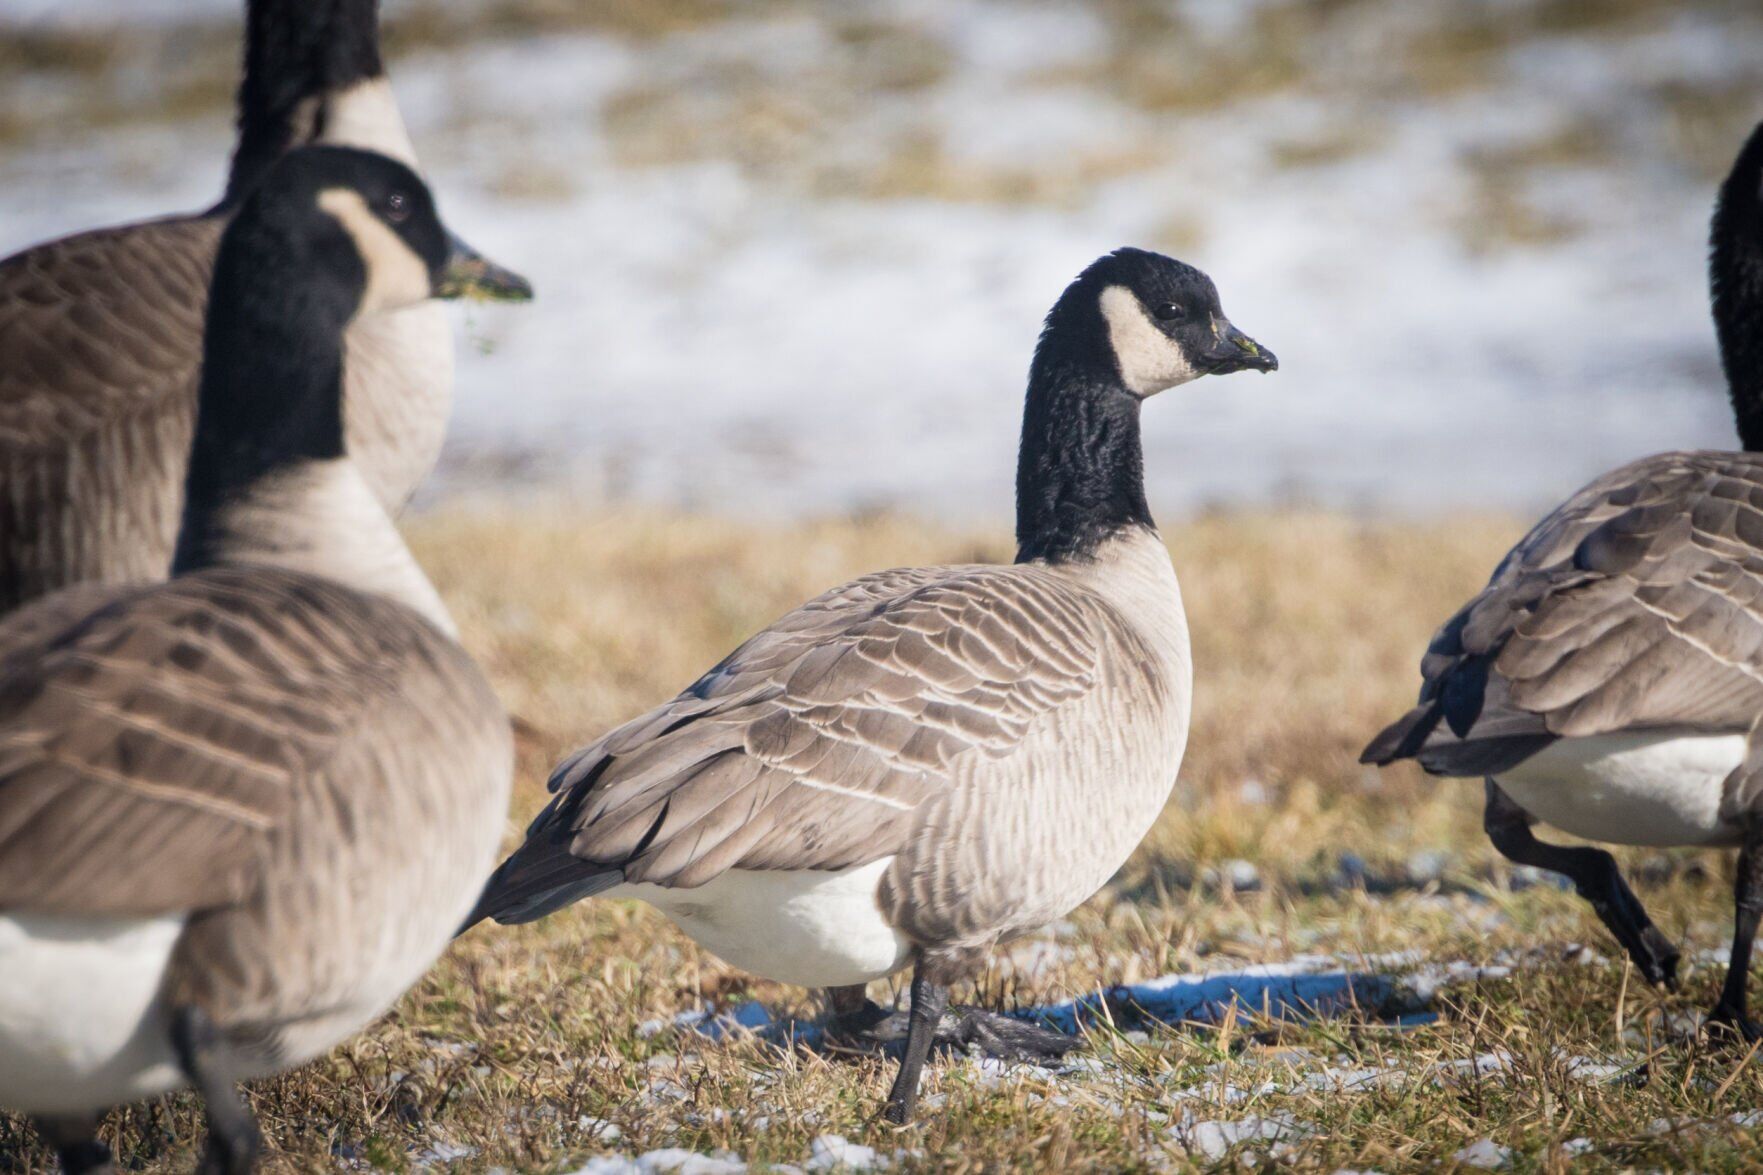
top-left (1, 1), bottom-right (1759, 522)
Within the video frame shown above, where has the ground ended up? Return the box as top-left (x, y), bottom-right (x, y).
top-left (5, 504), bottom-right (1763, 1173)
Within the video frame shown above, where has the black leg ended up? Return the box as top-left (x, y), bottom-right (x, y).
top-left (33, 1113), bottom-right (114, 1175)
top-left (1483, 780), bottom-right (1680, 988)
top-left (882, 968), bottom-right (948, 1125)
top-left (169, 1006), bottom-right (262, 1175)
top-left (1708, 817), bottom-right (1763, 1042)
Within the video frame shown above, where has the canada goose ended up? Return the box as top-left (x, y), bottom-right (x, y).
top-left (0, 0), bottom-right (529, 615)
top-left (463, 248), bottom-right (1277, 1122)
top-left (1361, 122), bottom-right (1763, 1038)
top-left (0, 146), bottom-right (525, 1173)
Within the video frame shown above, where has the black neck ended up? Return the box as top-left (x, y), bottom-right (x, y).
top-left (175, 222), bottom-right (355, 573)
top-left (1014, 312), bottom-right (1154, 564)
top-left (1713, 127), bottom-right (1763, 451)
top-left (223, 0), bottom-right (383, 206)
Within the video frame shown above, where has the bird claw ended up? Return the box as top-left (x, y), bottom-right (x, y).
top-left (1704, 1005), bottom-right (1763, 1045)
top-left (828, 1003), bottom-right (1080, 1062)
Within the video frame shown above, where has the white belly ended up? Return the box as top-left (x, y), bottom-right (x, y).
top-left (610, 858), bottom-right (912, 989)
top-left (1496, 732), bottom-right (1746, 848)
top-left (0, 914), bottom-right (187, 1115)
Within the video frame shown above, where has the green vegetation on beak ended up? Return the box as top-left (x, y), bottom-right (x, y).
top-left (437, 232), bottom-right (534, 302)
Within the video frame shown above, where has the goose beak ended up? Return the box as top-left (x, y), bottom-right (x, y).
top-left (1199, 318), bottom-right (1277, 375)
top-left (435, 233), bottom-right (534, 303)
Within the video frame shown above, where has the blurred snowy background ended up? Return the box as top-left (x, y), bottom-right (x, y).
top-left (2, 0), bottom-right (1761, 521)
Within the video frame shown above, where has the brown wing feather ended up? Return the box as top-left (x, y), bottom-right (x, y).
top-left (0, 566), bottom-right (484, 917)
top-left (1364, 451), bottom-right (1763, 773)
top-left (473, 564), bottom-right (1107, 922)
top-left (0, 215), bottom-right (221, 451)
top-left (0, 215), bottom-right (225, 610)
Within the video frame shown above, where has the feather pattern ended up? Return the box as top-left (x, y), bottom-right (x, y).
top-left (0, 565), bottom-right (511, 1068)
top-left (475, 529), bottom-right (1190, 974)
top-left (0, 210), bottom-right (451, 615)
top-left (1365, 451), bottom-right (1763, 779)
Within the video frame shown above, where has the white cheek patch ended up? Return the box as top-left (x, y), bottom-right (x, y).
top-left (316, 77), bottom-right (419, 168)
top-left (317, 188), bottom-right (432, 314)
top-left (1099, 284), bottom-right (1199, 397)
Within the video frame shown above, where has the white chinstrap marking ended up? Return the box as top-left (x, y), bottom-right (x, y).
top-left (1098, 284), bottom-right (1199, 397)
top-left (1497, 731), bottom-right (1747, 848)
top-left (610, 859), bottom-right (912, 989)
top-left (317, 188), bottom-right (433, 316)
top-left (0, 914), bottom-right (187, 1114)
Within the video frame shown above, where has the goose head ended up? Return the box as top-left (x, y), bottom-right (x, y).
top-left (1043, 247), bottom-right (1277, 399)
top-left (192, 146), bottom-right (530, 481)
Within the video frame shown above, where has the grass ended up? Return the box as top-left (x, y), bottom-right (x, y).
top-left (7, 503), bottom-right (1763, 1172)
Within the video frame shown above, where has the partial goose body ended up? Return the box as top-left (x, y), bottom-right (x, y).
top-left (0, 565), bottom-right (507, 1114)
top-left (593, 526), bottom-right (1192, 990)
top-left (0, 147), bottom-right (527, 1168)
top-left (469, 247), bottom-right (1275, 1122)
top-left (1363, 121), bottom-right (1763, 1034)
top-left (1495, 731), bottom-right (1746, 849)
top-left (0, 0), bottom-right (469, 615)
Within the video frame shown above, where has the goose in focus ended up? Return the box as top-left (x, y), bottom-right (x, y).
top-left (1362, 121), bottom-right (1763, 1038)
top-left (0, 0), bottom-right (530, 615)
top-left (463, 248), bottom-right (1277, 1122)
top-left (0, 146), bottom-right (523, 1173)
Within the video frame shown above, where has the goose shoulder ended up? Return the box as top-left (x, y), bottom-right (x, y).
top-left (0, 565), bottom-right (506, 918)
top-left (1387, 450), bottom-right (1763, 766)
top-left (512, 561), bottom-right (1170, 897)
top-left (0, 216), bottom-right (223, 452)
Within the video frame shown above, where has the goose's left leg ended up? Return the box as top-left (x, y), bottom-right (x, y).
top-left (1483, 781), bottom-right (1680, 987)
top-left (882, 967), bottom-right (947, 1124)
top-left (170, 1006), bottom-right (262, 1175)
top-left (1707, 817), bottom-right (1763, 1042)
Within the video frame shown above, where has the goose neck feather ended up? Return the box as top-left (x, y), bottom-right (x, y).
top-left (1014, 334), bottom-right (1153, 565)
top-left (1713, 119), bottom-right (1763, 451)
top-left (225, 0), bottom-right (387, 205)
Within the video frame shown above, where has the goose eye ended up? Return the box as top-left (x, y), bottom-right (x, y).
top-left (1153, 302), bottom-right (1187, 322)
top-left (384, 191), bottom-right (411, 224)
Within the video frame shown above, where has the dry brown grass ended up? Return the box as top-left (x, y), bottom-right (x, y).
top-left (6, 504), bottom-right (1763, 1172)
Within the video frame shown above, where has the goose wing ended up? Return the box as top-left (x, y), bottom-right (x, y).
top-left (0, 215), bottom-right (221, 454)
top-left (0, 567), bottom-right (464, 916)
top-left (1363, 451), bottom-right (1763, 775)
top-left (471, 563), bottom-right (1109, 924)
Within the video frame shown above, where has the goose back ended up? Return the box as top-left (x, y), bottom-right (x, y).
top-left (1365, 450), bottom-right (1763, 793)
top-left (0, 566), bottom-right (511, 1073)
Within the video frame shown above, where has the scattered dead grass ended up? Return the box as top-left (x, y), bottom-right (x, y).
top-left (7, 504), bottom-right (1762, 1171)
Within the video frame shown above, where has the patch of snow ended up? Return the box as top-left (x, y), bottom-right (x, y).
top-left (805, 1134), bottom-right (885, 1172)
top-left (1451, 1139), bottom-right (1511, 1169)
top-left (1175, 1114), bottom-right (1314, 1160)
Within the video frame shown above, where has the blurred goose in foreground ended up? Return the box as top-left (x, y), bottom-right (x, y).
top-left (0, 0), bottom-right (530, 615)
top-left (1363, 122), bottom-right (1763, 1038)
top-left (463, 248), bottom-right (1277, 1122)
top-left (0, 146), bottom-right (524, 1173)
